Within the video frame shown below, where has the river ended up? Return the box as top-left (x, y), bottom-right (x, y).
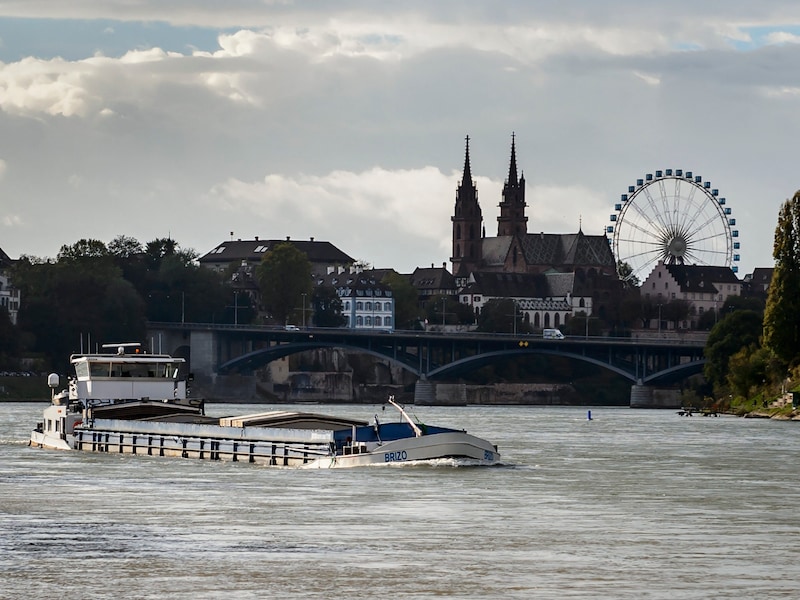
top-left (1, 401), bottom-right (798, 599)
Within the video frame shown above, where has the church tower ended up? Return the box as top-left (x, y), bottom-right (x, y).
top-left (451, 135), bottom-right (483, 276)
top-left (497, 133), bottom-right (528, 237)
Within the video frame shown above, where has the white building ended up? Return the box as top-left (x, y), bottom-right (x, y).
top-left (458, 271), bottom-right (593, 330)
top-left (640, 262), bottom-right (741, 329)
top-left (318, 270), bottom-right (395, 331)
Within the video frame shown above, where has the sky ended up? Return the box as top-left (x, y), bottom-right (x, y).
top-left (1, 1), bottom-right (799, 277)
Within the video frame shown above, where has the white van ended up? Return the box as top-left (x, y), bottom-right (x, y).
top-left (543, 328), bottom-right (565, 340)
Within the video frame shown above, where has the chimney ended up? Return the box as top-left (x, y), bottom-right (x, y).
top-left (286, 236), bottom-right (290, 241)
top-left (255, 236), bottom-right (259, 241)
top-left (310, 236), bottom-right (314, 242)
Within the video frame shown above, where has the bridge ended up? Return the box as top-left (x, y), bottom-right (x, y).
top-left (147, 322), bottom-right (707, 407)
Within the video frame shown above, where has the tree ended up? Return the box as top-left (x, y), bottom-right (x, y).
top-left (725, 346), bottom-right (780, 399)
top-left (312, 285), bottom-right (346, 327)
top-left (763, 190), bottom-right (800, 367)
top-left (662, 299), bottom-right (691, 330)
top-left (476, 298), bottom-right (530, 334)
top-left (256, 242), bottom-right (312, 325)
top-left (108, 235), bottom-right (144, 259)
top-left (424, 295), bottom-right (469, 328)
top-left (57, 239), bottom-right (110, 262)
top-left (382, 271), bottom-right (420, 330)
top-left (703, 310), bottom-right (763, 390)
top-left (617, 260), bottom-right (640, 288)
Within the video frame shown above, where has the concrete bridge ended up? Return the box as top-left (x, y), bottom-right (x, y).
top-left (146, 322), bottom-right (707, 407)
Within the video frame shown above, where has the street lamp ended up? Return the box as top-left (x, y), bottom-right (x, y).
top-left (233, 291), bottom-right (239, 325)
top-left (441, 296), bottom-right (446, 328)
top-left (302, 293), bottom-right (307, 328)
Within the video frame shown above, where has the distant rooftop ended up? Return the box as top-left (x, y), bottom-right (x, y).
top-left (198, 237), bottom-right (355, 266)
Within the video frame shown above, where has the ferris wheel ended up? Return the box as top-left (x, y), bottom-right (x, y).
top-left (607, 169), bottom-right (740, 283)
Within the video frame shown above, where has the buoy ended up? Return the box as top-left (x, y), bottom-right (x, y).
top-left (587, 410), bottom-right (592, 421)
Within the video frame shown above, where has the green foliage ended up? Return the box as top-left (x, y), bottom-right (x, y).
top-left (725, 345), bottom-right (772, 399)
top-left (476, 298), bottom-right (531, 333)
top-left (563, 312), bottom-right (601, 337)
top-left (703, 310), bottom-right (763, 389)
top-left (0, 306), bottom-right (20, 369)
top-left (256, 242), bottom-right (312, 325)
top-left (763, 190), bottom-right (800, 368)
top-left (10, 235), bottom-right (235, 369)
top-left (382, 272), bottom-right (420, 329)
top-left (312, 285), bottom-right (346, 327)
top-left (617, 260), bottom-right (640, 287)
top-left (422, 294), bottom-right (474, 328)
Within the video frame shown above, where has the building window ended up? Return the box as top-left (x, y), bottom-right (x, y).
top-left (384, 302), bottom-right (391, 311)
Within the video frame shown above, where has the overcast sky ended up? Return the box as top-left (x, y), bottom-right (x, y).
top-left (1, 1), bottom-right (799, 277)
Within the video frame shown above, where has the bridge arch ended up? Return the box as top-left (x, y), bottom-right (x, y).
top-left (218, 341), bottom-right (422, 377)
top-left (427, 349), bottom-right (638, 382)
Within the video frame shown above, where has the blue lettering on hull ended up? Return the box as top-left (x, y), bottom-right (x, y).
top-left (384, 450), bottom-right (408, 462)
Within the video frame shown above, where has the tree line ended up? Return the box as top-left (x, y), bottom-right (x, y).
top-left (702, 189), bottom-right (800, 410)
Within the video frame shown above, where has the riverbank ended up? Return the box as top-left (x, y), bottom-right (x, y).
top-left (744, 409), bottom-right (800, 420)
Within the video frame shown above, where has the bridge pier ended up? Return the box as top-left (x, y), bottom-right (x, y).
top-left (414, 380), bottom-right (467, 406)
top-left (630, 384), bottom-right (681, 409)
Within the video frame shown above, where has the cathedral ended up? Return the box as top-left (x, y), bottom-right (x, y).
top-left (450, 135), bottom-right (617, 285)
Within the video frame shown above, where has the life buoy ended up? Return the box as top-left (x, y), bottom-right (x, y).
top-left (73, 419), bottom-right (83, 429)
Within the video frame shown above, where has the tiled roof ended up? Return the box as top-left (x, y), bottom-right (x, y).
top-left (198, 238), bottom-right (355, 265)
top-left (750, 267), bottom-right (774, 286)
top-left (481, 236), bottom-right (513, 266)
top-left (664, 264), bottom-right (740, 293)
top-left (518, 231), bottom-right (615, 268)
top-left (316, 269), bottom-right (393, 297)
top-left (410, 266), bottom-right (456, 291)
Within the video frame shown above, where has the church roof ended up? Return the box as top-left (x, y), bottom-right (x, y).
top-left (481, 236), bottom-right (514, 267)
top-left (518, 231), bottom-right (614, 269)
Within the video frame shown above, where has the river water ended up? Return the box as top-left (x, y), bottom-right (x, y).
top-left (1, 401), bottom-right (798, 599)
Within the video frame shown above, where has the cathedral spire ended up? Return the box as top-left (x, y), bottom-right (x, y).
top-left (452, 134), bottom-right (483, 277)
top-left (507, 132), bottom-right (518, 185)
top-left (461, 135), bottom-right (473, 186)
top-left (497, 133), bottom-right (528, 237)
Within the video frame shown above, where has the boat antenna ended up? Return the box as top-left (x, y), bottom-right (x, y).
top-left (387, 395), bottom-right (423, 437)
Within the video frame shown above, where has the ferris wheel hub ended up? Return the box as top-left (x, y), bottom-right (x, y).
top-left (667, 236), bottom-right (687, 258)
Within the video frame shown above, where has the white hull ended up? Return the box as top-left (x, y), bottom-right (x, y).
top-left (29, 429), bottom-right (73, 451)
top-left (305, 431), bottom-right (498, 469)
top-left (53, 421), bottom-right (498, 469)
